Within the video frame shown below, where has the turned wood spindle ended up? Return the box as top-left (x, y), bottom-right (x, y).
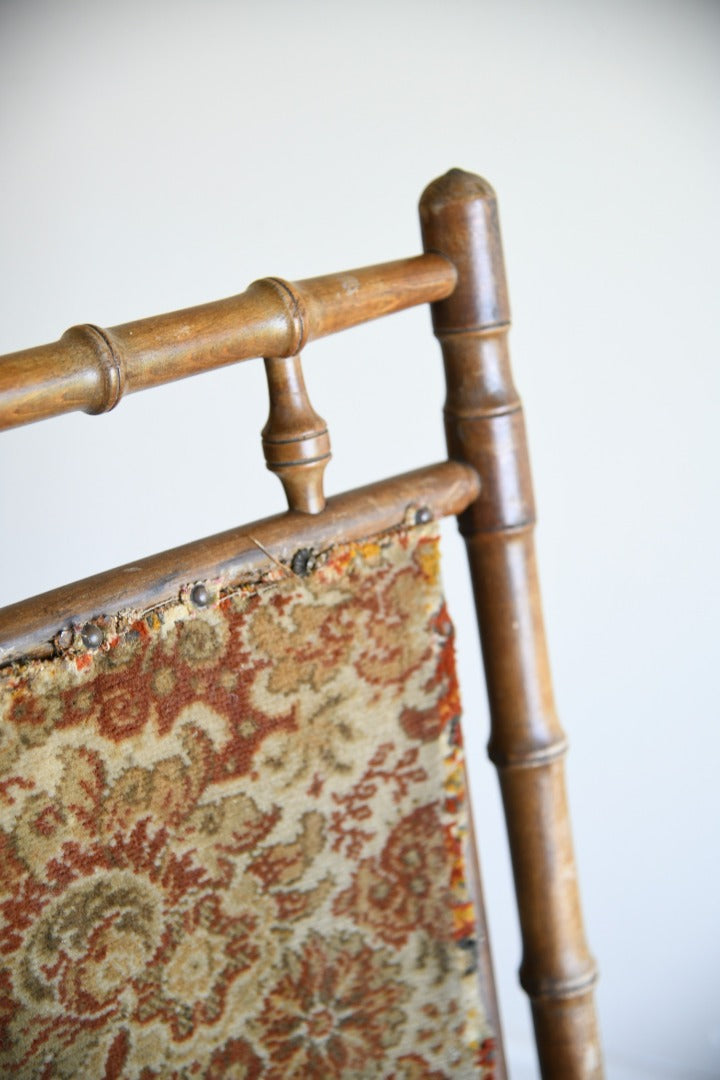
top-left (420, 168), bottom-right (603, 1080)
top-left (261, 353), bottom-right (331, 514)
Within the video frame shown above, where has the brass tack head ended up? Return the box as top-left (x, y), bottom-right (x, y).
top-left (415, 506), bottom-right (433, 524)
top-left (81, 623), bottom-right (103, 650)
top-left (291, 548), bottom-right (316, 577)
top-left (191, 584), bottom-right (210, 607)
top-left (55, 628), bottom-right (74, 652)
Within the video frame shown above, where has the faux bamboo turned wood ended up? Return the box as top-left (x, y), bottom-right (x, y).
top-left (0, 461), bottom-right (479, 666)
top-left (1, 172), bottom-right (602, 1077)
top-left (261, 353), bottom-right (331, 513)
top-left (420, 169), bottom-right (603, 1079)
top-left (0, 254), bottom-right (455, 431)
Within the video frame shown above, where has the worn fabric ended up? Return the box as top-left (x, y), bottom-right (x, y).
top-left (0, 524), bottom-right (497, 1078)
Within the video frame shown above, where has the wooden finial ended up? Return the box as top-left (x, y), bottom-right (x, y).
top-left (261, 353), bottom-right (331, 514)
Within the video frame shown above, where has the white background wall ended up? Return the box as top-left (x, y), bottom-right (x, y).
top-left (1, 2), bottom-right (719, 1076)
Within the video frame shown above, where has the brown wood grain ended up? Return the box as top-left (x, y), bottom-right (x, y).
top-left (420, 168), bottom-right (604, 1079)
top-left (261, 353), bottom-right (331, 514)
top-left (0, 255), bottom-right (455, 431)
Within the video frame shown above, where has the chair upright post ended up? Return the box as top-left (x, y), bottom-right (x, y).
top-left (420, 169), bottom-right (603, 1079)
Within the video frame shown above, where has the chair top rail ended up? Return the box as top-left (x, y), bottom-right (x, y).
top-left (0, 461), bottom-right (479, 666)
top-left (0, 253), bottom-right (456, 431)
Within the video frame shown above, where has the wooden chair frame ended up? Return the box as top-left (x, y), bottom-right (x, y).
top-left (0, 169), bottom-right (602, 1078)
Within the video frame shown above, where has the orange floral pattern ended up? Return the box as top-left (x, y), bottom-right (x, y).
top-left (0, 525), bottom-right (497, 1077)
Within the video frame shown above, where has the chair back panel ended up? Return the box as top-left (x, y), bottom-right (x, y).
top-left (0, 523), bottom-right (498, 1078)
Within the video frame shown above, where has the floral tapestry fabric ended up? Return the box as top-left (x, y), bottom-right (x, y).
top-left (0, 524), bottom-right (497, 1078)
